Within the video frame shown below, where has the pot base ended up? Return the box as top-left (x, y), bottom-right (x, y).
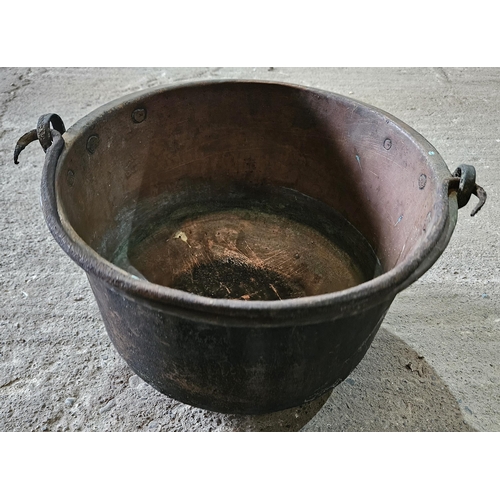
top-left (111, 185), bottom-right (382, 299)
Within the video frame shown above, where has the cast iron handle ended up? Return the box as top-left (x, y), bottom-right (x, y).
top-left (447, 164), bottom-right (486, 216)
top-left (14, 113), bottom-right (66, 164)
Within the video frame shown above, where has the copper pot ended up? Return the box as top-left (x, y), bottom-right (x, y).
top-left (15, 80), bottom-right (486, 413)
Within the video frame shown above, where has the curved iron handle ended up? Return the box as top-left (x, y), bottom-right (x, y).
top-left (447, 164), bottom-right (486, 216)
top-left (14, 113), bottom-right (66, 164)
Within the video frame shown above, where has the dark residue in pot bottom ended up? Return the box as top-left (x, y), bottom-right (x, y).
top-left (171, 259), bottom-right (306, 300)
top-left (110, 185), bottom-right (383, 300)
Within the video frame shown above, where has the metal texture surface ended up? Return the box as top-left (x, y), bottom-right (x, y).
top-left (17, 80), bottom-right (482, 413)
top-left (449, 164), bottom-right (486, 215)
top-left (14, 113), bottom-right (65, 163)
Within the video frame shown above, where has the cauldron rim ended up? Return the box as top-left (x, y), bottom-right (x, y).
top-left (40, 79), bottom-right (458, 326)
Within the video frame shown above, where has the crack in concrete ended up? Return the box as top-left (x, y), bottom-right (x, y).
top-left (433, 67), bottom-right (451, 84)
top-left (0, 377), bottom-right (20, 389)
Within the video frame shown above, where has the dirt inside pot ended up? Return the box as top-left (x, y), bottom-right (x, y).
top-left (110, 185), bottom-right (382, 300)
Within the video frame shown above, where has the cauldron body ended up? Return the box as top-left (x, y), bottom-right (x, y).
top-left (40, 81), bottom-right (458, 414)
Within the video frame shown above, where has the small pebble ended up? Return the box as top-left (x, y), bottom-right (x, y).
top-left (482, 293), bottom-right (490, 299)
top-left (129, 375), bottom-right (142, 388)
top-left (65, 397), bottom-right (76, 407)
top-left (99, 399), bottom-right (116, 414)
top-left (148, 421), bottom-right (161, 432)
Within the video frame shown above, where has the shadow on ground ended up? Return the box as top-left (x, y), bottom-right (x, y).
top-left (203, 327), bottom-right (474, 432)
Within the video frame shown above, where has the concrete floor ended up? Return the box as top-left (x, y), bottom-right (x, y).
top-left (0, 67), bottom-right (498, 431)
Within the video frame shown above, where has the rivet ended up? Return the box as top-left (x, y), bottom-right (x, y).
top-left (132, 108), bottom-right (147, 123)
top-left (67, 169), bottom-right (75, 187)
top-left (86, 134), bottom-right (99, 154)
top-left (383, 138), bottom-right (392, 150)
top-left (419, 173), bottom-right (427, 189)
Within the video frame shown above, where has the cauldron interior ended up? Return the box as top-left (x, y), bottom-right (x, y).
top-left (57, 82), bottom-right (438, 294)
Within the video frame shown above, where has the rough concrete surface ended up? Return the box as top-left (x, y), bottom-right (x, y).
top-left (0, 67), bottom-right (498, 432)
